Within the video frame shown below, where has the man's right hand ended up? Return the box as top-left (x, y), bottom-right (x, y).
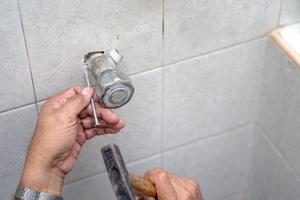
top-left (144, 168), bottom-right (203, 200)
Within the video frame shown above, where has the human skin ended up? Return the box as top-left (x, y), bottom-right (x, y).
top-left (19, 87), bottom-right (125, 195)
top-left (143, 168), bottom-right (203, 200)
top-left (17, 87), bottom-right (203, 200)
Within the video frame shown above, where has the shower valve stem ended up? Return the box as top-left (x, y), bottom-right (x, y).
top-left (83, 65), bottom-right (101, 128)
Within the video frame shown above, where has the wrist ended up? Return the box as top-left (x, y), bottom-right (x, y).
top-left (20, 151), bottom-right (65, 195)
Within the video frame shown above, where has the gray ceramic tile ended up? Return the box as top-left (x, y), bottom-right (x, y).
top-left (126, 154), bottom-right (161, 178)
top-left (280, 0), bottom-right (300, 25)
top-left (218, 191), bottom-right (251, 200)
top-left (275, 70), bottom-right (300, 177)
top-left (63, 155), bottom-right (160, 200)
top-left (19, 0), bottom-right (163, 100)
top-left (258, 39), bottom-right (300, 177)
top-left (163, 39), bottom-right (265, 150)
top-left (249, 126), bottom-right (300, 200)
top-left (0, 0), bottom-right (35, 111)
top-left (163, 125), bottom-right (254, 200)
top-left (0, 105), bottom-right (38, 200)
top-left (64, 173), bottom-right (115, 200)
top-left (164, 0), bottom-right (280, 64)
top-left (66, 69), bottom-right (162, 183)
top-left (257, 39), bottom-right (298, 142)
top-left (107, 69), bottom-right (162, 163)
top-left (64, 136), bottom-right (107, 184)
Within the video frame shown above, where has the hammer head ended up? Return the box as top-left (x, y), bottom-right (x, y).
top-left (101, 144), bottom-right (136, 200)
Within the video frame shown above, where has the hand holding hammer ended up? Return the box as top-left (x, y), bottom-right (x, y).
top-left (101, 144), bottom-right (156, 199)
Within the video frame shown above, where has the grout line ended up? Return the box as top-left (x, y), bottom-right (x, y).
top-left (255, 123), bottom-right (300, 183)
top-left (127, 153), bottom-right (161, 167)
top-left (64, 171), bottom-right (106, 187)
top-left (255, 123), bottom-right (284, 159)
top-left (18, 34), bottom-right (267, 105)
top-left (65, 152), bottom-right (161, 186)
top-left (129, 65), bottom-right (163, 77)
top-left (276, 0), bottom-right (284, 26)
top-left (36, 65), bottom-right (162, 103)
top-left (17, 0), bottom-right (39, 113)
top-left (0, 102), bottom-right (37, 114)
top-left (160, 0), bottom-right (165, 168)
top-left (253, 38), bottom-right (269, 131)
top-left (129, 66), bottom-right (163, 77)
top-left (215, 189), bottom-right (249, 200)
top-left (65, 123), bottom-right (254, 186)
top-left (162, 0), bottom-right (165, 48)
top-left (130, 36), bottom-right (267, 78)
top-left (162, 122), bottom-right (254, 154)
top-left (65, 0), bottom-right (169, 187)
top-left (36, 98), bottom-right (48, 104)
top-left (163, 36), bottom-right (267, 69)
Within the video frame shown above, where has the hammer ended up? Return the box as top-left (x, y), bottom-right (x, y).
top-left (101, 144), bottom-right (157, 199)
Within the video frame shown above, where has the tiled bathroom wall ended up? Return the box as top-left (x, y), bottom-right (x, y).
top-left (1, 0), bottom-right (299, 200)
top-left (279, 0), bottom-right (300, 25)
top-left (250, 39), bottom-right (300, 200)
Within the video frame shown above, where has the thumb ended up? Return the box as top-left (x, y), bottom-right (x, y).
top-left (59, 87), bottom-right (93, 117)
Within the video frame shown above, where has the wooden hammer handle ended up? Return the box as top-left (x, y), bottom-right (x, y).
top-left (129, 173), bottom-right (157, 197)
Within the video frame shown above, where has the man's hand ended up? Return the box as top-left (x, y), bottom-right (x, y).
top-left (144, 168), bottom-right (202, 200)
top-left (20, 87), bottom-right (124, 195)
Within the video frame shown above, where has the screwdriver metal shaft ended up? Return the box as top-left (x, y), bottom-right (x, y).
top-left (83, 65), bottom-right (101, 128)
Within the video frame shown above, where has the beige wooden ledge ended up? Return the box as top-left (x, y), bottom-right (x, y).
top-left (271, 23), bottom-right (300, 68)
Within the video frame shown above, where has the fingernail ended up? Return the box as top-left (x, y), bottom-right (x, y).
top-left (81, 87), bottom-right (92, 96)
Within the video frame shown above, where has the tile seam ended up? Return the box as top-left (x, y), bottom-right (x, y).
top-left (254, 123), bottom-right (300, 183)
top-left (35, 36), bottom-right (267, 102)
top-left (276, 0), bottom-right (284, 26)
top-left (162, 122), bottom-right (255, 154)
top-left (65, 152), bottom-right (161, 186)
top-left (122, 36), bottom-right (268, 79)
top-left (35, 67), bottom-right (164, 102)
top-left (215, 189), bottom-right (249, 200)
top-left (16, 0), bottom-right (39, 113)
top-left (163, 36), bottom-right (267, 68)
top-left (0, 102), bottom-right (37, 114)
top-left (121, 36), bottom-right (267, 78)
top-left (160, 0), bottom-right (165, 168)
top-left (64, 171), bottom-right (107, 188)
top-left (65, 122), bottom-right (255, 186)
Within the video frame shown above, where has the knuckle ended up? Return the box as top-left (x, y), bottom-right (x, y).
top-left (156, 170), bottom-right (169, 181)
top-left (147, 167), bottom-right (162, 175)
top-left (152, 167), bottom-right (164, 172)
top-left (144, 167), bottom-right (167, 180)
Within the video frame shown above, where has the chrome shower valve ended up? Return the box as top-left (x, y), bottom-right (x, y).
top-left (84, 49), bottom-right (134, 109)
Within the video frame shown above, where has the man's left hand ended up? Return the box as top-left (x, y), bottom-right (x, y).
top-left (20, 87), bottom-right (125, 195)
